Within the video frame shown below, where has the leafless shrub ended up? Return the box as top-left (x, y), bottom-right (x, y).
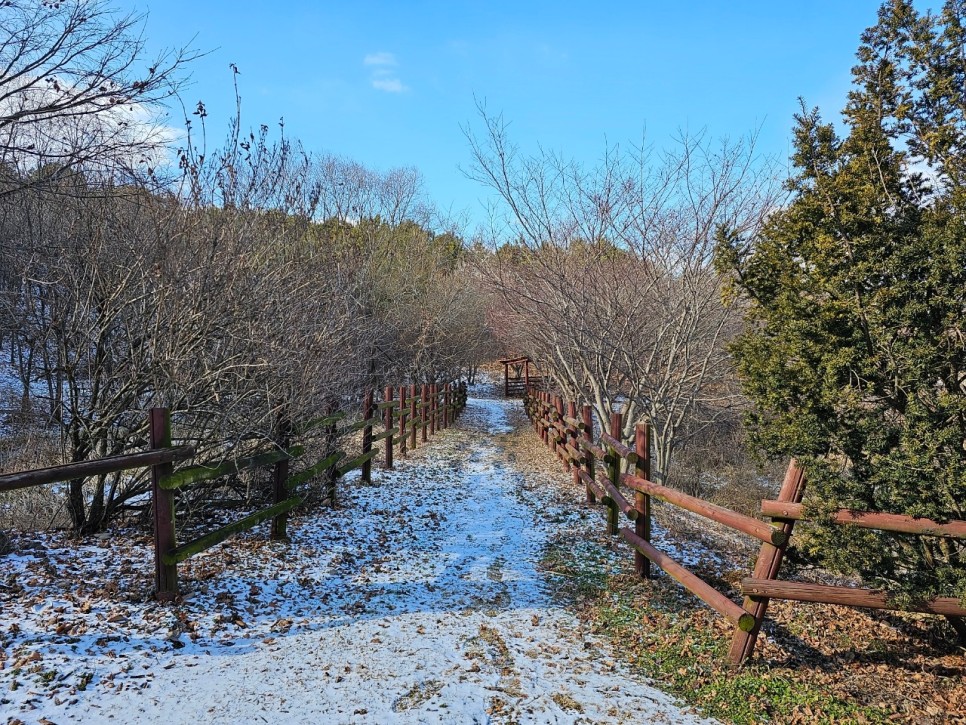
top-left (465, 105), bottom-right (780, 484)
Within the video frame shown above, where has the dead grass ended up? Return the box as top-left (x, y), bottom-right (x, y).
top-left (511, 403), bottom-right (966, 724)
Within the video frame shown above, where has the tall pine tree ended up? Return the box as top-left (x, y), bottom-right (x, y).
top-left (717, 0), bottom-right (966, 635)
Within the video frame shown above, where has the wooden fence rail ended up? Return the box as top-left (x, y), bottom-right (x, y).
top-left (522, 385), bottom-right (966, 665)
top-left (1, 380), bottom-right (468, 601)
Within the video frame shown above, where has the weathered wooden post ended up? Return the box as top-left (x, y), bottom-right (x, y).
top-left (567, 401), bottom-right (579, 485)
top-left (582, 404), bottom-right (596, 504)
top-left (409, 384), bottom-right (418, 450)
top-left (323, 406), bottom-right (339, 504)
top-left (383, 386), bottom-right (394, 469)
top-left (551, 395), bottom-right (560, 462)
top-left (421, 384), bottom-right (429, 442)
top-left (559, 396), bottom-right (571, 471)
top-left (537, 390), bottom-right (543, 431)
top-left (443, 383), bottom-right (451, 429)
top-left (150, 407), bottom-right (178, 600)
top-left (429, 384), bottom-right (437, 436)
top-left (361, 390), bottom-right (374, 483)
top-left (606, 412), bottom-right (622, 536)
top-left (634, 423), bottom-right (651, 578)
top-left (398, 386), bottom-right (408, 458)
top-left (541, 393), bottom-right (550, 446)
top-left (503, 361), bottom-right (509, 397)
top-left (553, 395), bottom-right (565, 464)
top-left (270, 413), bottom-right (292, 541)
top-left (436, 383), bottom-right (442, 431)
top-left (543, 393), bottom-right (550, 448)
top-left (728, 459), bottom-right (806, 665)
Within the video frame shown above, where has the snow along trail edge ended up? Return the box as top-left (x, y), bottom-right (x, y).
top-left (2, 388), bottom-right (716, 724)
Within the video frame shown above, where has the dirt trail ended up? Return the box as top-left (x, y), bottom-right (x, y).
top-left (2, 386), bottom-right (713, 724)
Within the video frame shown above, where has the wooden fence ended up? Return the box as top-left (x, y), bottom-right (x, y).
top-left (524, 387), bottom-right (966, 665)
top-left (500, 356), bottom-right (544, 397)
top-left (0, 381), bottom-right (467, 600)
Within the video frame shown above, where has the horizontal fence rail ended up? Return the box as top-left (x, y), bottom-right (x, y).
top-left (522, 385), bottom-right (966, 666)
top-left (1, 381), bottom-right (468, 602)
top-left (0, 446), bottom-right (195, 493)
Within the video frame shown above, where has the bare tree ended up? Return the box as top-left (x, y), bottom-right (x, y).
top-left (466, 107), bottom-right (779, 483)
top-left (0, 0), bottom-right (197, 195)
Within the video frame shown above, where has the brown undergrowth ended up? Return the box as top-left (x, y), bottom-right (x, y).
top-left (500, 410), bottom-right (966, 724)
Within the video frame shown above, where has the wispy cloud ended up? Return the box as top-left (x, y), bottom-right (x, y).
top-left (364, 51), bottom-right (408, 93)
top-left (371, 78), bottom-right (407, 93)
top-left (364, 51), bottom-right (397, 67)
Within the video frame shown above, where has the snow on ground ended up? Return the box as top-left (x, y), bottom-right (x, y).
top-left (1, 385), bottom-right (716, 724)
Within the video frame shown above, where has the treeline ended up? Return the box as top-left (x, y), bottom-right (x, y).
top-left (0, 1), bottom-right (493, 533)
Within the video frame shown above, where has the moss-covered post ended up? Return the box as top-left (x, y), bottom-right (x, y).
top-left (398, 386), bottom-right (408, 458)
top-left (634, 422), bottom-right (651, 578)
top-left (150, 407), bottom-right (178, 600)
top-left (421, 384), bottom-right (428, 442)
top-left (542, 393), bottom-right (551, 447)
top-left (361, 390), bottom-right (374, 483)
top-left (443, 383), bottom-right (451, 429)
top-left (582, 404), bottom-right (596, 504)
top-left (323, 403), bottom-right (339, 505)
top-left (567, 401), bottom-right (579, 486)
top-left (728, 459), bottom-right (806, 665)
top-left (270, 413), bottom-right (292, 541)
top-left (606, 412), bottom-right (622, 536)
top-left (554, 395), bottom-right (565, 466)
top-left (383, 386), bottom-right (394, 469)
top-left (409, 384), bottom-right (418, 450)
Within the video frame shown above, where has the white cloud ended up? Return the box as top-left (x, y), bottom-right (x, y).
top-left (363, 51), bottom-right (409, 93)
top-left (371, 78), bottom-right (408, 93)
top-left (0, 75), bottom-right (182, 172)
top-left (364, 51), bottom-right (397, 67)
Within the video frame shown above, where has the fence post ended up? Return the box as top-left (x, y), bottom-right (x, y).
top-left (421, 384), bottom-right (429, 442)
top-left (558, 396), bottom-right (570, 471)
top-left (567, 401), bottom-right (579, 485)
top-left (728, 459), bottom-right (806, 665)
top-left (362, 390), bottom-right (374, 483)
top-left (548, 394), bottom-right (556, 457)
top-left (399, 386), bottom-right (408, 458)
top-left (429, 384), bottom-right (437, 436)
top-left (323, 405), bottom-right (339, 504)
top-left (443, 383), bottom-right (450, 429)
top-left (541, 393), bottom-right (550, 446)
top-left (533, 390), bottom-right (547, 436)
top-left (150, 407), bottom-right (178, 600)
top-left (383, 386), bottom-right (394, 469)
top-left (582, 404), bottom-right (596, 505)
top-left (634, 423), bottom-right (651, 578)
top-left (550, 395), bottom-right (566, 465)
top-left (409, 384), bottom-right (418, 450)
top-left (606, 412), bottom-right (622, 536)
top-left (270, 413), bottom-right (292, 541)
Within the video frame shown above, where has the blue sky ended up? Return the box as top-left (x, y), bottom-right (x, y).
top-left (131, 1), bottom-right (904, 231)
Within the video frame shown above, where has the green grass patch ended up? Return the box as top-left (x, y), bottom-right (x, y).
top-left (542, 535), bottom-right (892, 724)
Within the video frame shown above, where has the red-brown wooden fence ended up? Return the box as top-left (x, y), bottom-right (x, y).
top-left (0, 381), bottom-right (468, 601)
top-left (523, 386), bottom-right (966, 665)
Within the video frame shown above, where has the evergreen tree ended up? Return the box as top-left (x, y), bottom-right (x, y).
top-left (716, 0), bottom-right (966, 626)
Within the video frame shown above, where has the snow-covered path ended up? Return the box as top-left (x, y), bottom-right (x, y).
top-left (2, 391), bottom-right (713, 724)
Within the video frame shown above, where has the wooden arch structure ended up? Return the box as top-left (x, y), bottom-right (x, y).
top-left (500, 356), bottom-right (542, 397)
